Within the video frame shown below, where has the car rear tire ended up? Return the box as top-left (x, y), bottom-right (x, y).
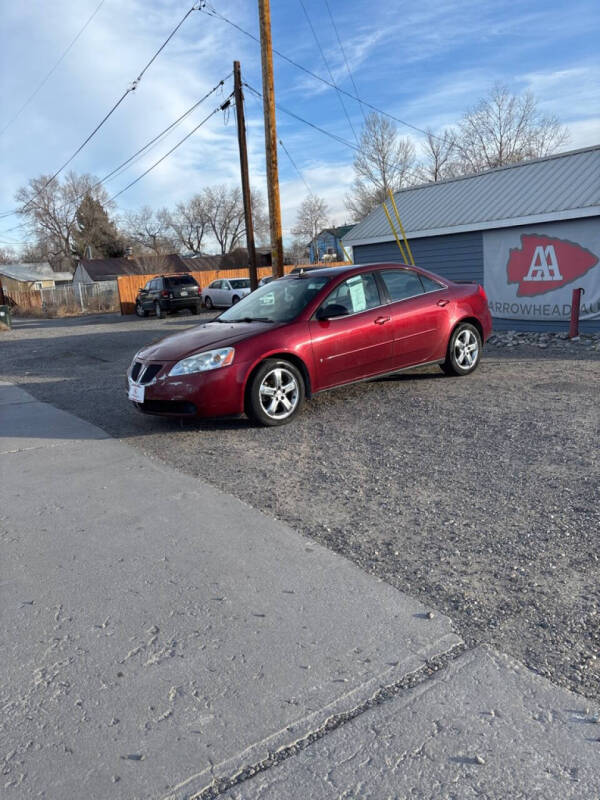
top-left (204, 296), bottom-right (213, 310)
top-left (190, 304), bottom-right (199, 315)
top-left (441, 322), bottom-right (482, 376)
top-left (135, 302), bottom-right (148, 318)
top-left (154, 301), bottom-right (162, 319)
top-left (232, 295), bottom-right (240, 305)
top-left (246, 359), bottom-right (305, 427)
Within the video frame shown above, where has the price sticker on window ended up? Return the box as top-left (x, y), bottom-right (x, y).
top-left (347, 275), bottom-right (366, 312)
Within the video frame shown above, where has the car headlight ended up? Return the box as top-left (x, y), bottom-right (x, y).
top-left (168, 347), bottom-right (235, 376)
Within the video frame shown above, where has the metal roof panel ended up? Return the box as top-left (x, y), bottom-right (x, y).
top-left (345, 146), bottom-right (600, 244)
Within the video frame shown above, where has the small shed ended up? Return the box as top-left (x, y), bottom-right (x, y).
top-left (0, 262), bottom-right (73, 292)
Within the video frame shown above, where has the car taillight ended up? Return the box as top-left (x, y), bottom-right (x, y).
top-left (161, 290), bottom-right (169, 297)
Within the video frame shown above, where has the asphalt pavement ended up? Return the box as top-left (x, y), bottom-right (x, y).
top-left (1, 380), bottom-right (599, 799)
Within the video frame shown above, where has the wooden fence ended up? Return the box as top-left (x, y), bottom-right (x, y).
top-left (117, 262), bottom-right (349, 314)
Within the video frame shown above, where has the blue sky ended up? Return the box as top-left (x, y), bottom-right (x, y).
top-left (1, 0), bottom-right (599, 249)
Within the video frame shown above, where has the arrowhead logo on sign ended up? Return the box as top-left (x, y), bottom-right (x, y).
top-left (507, 234), bottom-right (598, 297)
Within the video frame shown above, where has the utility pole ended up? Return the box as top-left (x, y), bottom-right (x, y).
top-left (257, 0), bottom-right (284, 277)
top-left (233, 61), bottom-right (258, 291)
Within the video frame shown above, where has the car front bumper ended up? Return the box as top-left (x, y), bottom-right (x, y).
top-left (127, 359), bottom-right (249, 418)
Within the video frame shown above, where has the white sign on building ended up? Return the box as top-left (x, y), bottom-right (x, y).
top-left (483, 219), bottom-right (600, 321)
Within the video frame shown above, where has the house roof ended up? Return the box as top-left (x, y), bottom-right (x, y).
top-left (0, 262), bottom-right (73, 283)
top-left (79, 254), bottom-right (201, 281)
top-left (324, 225), bottom-right (354, 239)
top-left (344, 145), bottom-right (600, 246)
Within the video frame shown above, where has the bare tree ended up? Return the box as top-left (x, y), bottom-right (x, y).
top-left (291, 194), bottom-right (329, 262)
top-left (202, 186), bottom-right (243, 255)
top-left (165, 196), bottom-right (209, 255)
top-left (122, 206), bottom-right (176, 255)
top-left (285, 239), bottom-right (309, 265)
top-left (15, 171), bottom-right (112, 268)
top-left (346, 113), bottom-right (415, 220)
top-left (0, 246), bottom-right (17, 264)
top-left (195, 185), bottom-right (268, 255)
top-left (455, 83), bottom-right (569, 173)
top-left (415, 129), bottom-right (459, 184)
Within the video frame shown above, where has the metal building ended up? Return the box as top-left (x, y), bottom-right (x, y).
top-left (344, 146), bottom-right (600, 332)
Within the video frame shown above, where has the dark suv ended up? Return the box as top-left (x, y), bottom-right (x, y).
top-left (135, 274), bottom-right (202, 318)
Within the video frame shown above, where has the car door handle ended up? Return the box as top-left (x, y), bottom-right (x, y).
top-left (437, 299), bottom-right (449, 307)
top-left (374, 316), bottom-right (391, 325)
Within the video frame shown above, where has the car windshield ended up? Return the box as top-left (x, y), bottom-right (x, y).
top-left (219, 276), bottom-right (331, 323)
top-left (229, 279), bottom-right (251, 289)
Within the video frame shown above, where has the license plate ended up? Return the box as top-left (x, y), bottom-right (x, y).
top-left (128, 382), bottom-right (145, 403)
top-left (180, 290), bottom-right (188, 296)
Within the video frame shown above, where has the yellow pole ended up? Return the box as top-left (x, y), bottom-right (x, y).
top-left (387, 189), bottom-right (415, 265)
top-left (382, 203), bottom-right (408, 262)
top-left (339, 240), bottom-right (352, 263)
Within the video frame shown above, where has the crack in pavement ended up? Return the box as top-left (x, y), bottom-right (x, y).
top-left (162, 642), bottom-right (467, 800)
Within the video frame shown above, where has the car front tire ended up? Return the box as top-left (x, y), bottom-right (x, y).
top-left (135, 302), bottom-right (148, 318)
top-left (246, 359), bottom-right (305, 427)
top-left (441, 322), bottom-right (482, 376)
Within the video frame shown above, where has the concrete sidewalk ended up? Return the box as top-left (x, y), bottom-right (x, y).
top-left (1, 382), bottom-right (598, 799)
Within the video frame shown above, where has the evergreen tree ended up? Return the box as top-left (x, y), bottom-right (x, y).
top-left (72, 193), bottom-right (125, 259)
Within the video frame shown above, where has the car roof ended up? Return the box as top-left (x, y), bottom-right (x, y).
top-left (284, 262), bottom-right (420, 279)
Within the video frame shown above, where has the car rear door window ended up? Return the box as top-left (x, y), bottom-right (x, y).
top-left (380, 270), bottom-right (424, 302)
top-left (323, 272), bottom-right (381, 314)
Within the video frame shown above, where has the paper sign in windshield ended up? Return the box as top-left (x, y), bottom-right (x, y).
top-left (347, 276), bottom-right (366, 311)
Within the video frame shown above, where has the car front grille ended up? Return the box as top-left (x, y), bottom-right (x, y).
top-left (131, 362), bottom-right (163, 384)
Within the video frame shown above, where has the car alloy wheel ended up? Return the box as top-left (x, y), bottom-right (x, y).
top-left (135, 302), bottom-right (146, 317)
top-left (247, 359), bottom-right (305, 426)
top-left (454, 328), bottom-right (479, 368)
top-left (154, 301), bottom-right (162, 318)
top-left (442, 322), bottom-right (482, 376)
top-left (204, 296), bottom-right (213, 309)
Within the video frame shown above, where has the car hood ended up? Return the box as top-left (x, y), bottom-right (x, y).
top-left (136, 321), bottom-right (277, 362)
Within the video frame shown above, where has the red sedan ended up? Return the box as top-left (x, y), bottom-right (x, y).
top-left (127, 263), bottom-right (492, 426)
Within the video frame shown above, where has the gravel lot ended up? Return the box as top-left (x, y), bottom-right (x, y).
top-left (2, 312), bottom-right (599, 700)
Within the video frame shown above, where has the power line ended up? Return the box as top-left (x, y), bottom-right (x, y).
top-left (0, 0), bottom-right (107, 137)
top-left (278, 138), bottom-right (312, 194)
top-left (0, 75), bottom-right (231, 246)
top-left (1, 2), bottom-right (204, 219)
top-left (108, 95), bottom-right (232, 203)
top-left (202, 5), bottom-right (441, 141)
top-left (245, 82), bottom-right (359, 152)
top-left (297, 0), bottom-right (357, 143)
top-left (323, 0), bottom-right (367, 123)
top-left (58, 76), bottom-right (232, 214)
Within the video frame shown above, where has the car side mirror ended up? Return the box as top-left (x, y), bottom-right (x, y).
top-left (317, 303), bottom-right (349, 320)
top-left (139, 289), bottom-right (148, 294)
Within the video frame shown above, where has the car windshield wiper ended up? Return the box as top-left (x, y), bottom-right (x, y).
top-left (230, 316), bottom-right (274, 323)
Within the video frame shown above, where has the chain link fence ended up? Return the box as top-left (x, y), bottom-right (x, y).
top-left (6, 282), bottom-right (120, 317)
